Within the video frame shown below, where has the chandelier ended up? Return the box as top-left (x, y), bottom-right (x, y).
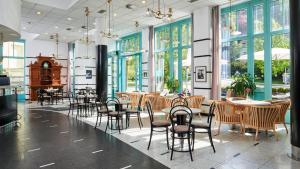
top-left (146, 0), bottom-right (173, 21)
top-left (50, 33), bottom-right (59, 58)
top-left (80, 7), bottom-right (93, 58)
top-left (101, 0), bottom-right (118, 39)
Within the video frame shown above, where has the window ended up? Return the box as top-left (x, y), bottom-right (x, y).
top-left (221, 0), bottom-right (290, 100)
top-left (154, 18), bottom-right (192, 93)
top-left (0, 40), bottom-right (25, 100)
top-left (118, 33), bottom-right (142, 92)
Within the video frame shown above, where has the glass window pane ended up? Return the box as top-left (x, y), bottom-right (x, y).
top-left (236, 9), bottom-right (247, 36)
top-left (221, 40), bottom-right (247, 90)
top-left (126, 57), bottom-right (136, 92)
top-left (2, 58), bottom-right (25, 94)
top-left (182, 24), bottom-right (188, 46)
top-left (253, 4), bottom-right (264, 34)
top-left (173, 50), bottom-right (178, 80)
top-left (182, 48), bottom-right (191, 92)
top-left (14, 42), bottom-right (24, 57)
top-left (254, 36), bottom-right (265, 87)
top-left (283, 0), bottom-right (289, 29)
top-left (271, 34), bottom-right (290, 97)
top-left (155, 51), bottom-right (170, 91)
top-left (172, 26), bottom-right (179, 47)
top-left (271, 0), bottom-right (283, 31)
top-left (221, 13), bottom-right (230, 40)
top-left (3, 42), bottom-right (14, 56)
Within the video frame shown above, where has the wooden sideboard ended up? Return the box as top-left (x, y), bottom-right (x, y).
top-left (29, 55), bottom-right (63, 100)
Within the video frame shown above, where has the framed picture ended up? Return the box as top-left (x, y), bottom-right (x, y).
top-left (143, 71), bottom-right (148, 78)
top-left (86, 70), bottom-right (92, 79)
top-left (195, 66), bottom-right (207, 82)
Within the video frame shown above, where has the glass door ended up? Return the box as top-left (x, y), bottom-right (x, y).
top-left (124, 54), bottom-right (139, 92)
top-left (108, 51), bottom-right (118, 98)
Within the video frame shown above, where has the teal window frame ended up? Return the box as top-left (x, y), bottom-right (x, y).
top-left (221, 0), bottom-right (290, 100)
top-left (154, 18), bottom-right (192, 92)
top-left (117, 32), bottom-right (142, 92)
top-left (0, 39), bottom-right (26, 101)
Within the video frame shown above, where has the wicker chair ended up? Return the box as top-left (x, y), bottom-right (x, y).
top-left (267, 100), bottom-right (290, 134)
top-left (187, 95), bottom-right (205, 117)
top-left (244, 105), bottom-right (281, 141)
top-left (215, 101), bottom-right (242, 135)
top-left (171, 96), bottom-right (188, 107)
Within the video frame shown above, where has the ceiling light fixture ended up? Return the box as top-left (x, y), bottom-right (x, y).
top-left (79, 7), bottom-right (93, 59)
top-left (50, 33), bottom-right (59, 58)
top-left (101, 0), bottom-right (118, 39)
top-left (54, 26), bottom-right (59, 29)
top-left (36, 11), bottom-right (42, 15)
top-left (142, 0), bottom-right (146, 4)
top-left (146, 0), bottom-right (173, 21)
top-left (67, 17), bottom-right (72, 21)
top-left (113, 13), bottom-right (117, 17)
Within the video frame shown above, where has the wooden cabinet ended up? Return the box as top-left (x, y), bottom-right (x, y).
top-left (29, 55), bottom-right (63, 100)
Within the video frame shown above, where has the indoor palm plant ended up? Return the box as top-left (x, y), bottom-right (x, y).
top-left (166, 78), bottom-right (179, 94)
top-left (229, 73), bottom-right (256, 97)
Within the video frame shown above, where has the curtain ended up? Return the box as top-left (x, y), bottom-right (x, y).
top-left (211, 6), bottom-right (220, 99)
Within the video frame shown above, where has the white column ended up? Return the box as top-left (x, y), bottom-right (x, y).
top-left (94, 17), bottom-right (107, 45)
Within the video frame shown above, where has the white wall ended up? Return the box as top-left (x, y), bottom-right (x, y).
top-left (73, 41), bottom-right (96, 90)
top-left (192, 7), bottom-right (213, 111)
top-left (25, 39), bottom-right (69, 99)
top-left (141, 27), bottom-right (150, 92)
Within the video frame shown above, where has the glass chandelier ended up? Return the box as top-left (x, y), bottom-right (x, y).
top-left (101, 0), bottom-right (118, 39)
top-left (146, 0), bottom-right (173, 21)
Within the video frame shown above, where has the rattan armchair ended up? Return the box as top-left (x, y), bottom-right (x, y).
top-left (187, 95), bottom-right (205, 117)
top-left (270, 100), bottom-right (290, 134)
top-left (215, 101), bottom-right (242, 135)
top-left (243, 105), bottom-right (280, 141)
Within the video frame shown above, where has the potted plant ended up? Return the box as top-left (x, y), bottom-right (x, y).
top-left (230, 73), bottom-right (256, 97)
top-left (166, 78), bottom-right (179, 94)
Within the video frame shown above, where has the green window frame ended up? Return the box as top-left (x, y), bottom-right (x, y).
top-left (117, 32), bottom-right (142, 92)
top-left (221, 0), bottom-right (290, 100)
top-left (0, 39), bottom-right (26, 100)
top-left (154, 18), bottom-right (192, 92)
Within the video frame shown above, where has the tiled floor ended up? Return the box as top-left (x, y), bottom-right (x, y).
top-left (3, 101), bottom-right (300, 169)
top-left (0, 102), bottom-right (168, 169)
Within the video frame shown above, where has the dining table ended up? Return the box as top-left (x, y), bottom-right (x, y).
top-left (227, 98), bottom-right (272, 132)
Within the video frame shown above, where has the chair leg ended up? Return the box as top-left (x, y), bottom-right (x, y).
top-left (192, 128), bottom-right (195, 151)
top-left (274, 126), bottom-right (278, 141)
top-left (137, 114), bottom-right (142, 130)
top-left (283, 123), bottom-right (288, 134)
top-left (68, 104), bottom-right (71, 116)
top-left (217, 122), bottom-right (221, 135)
top-left (255, 128), bottom-right (259, 141)
top-left (147, 128), bottom-right (153, 150)
top-left (188, 135), bottom-right (193, 161)
top-left (170, 133), bottom-right (175, 160)
top-left (105, 116), bottom-right (109, 133)
top-left (99, 114), bottom-right (102, 126)
top-left (208, 130), bottom-right (216, 153)
top-left (139, 112), bottom-right (143, 127)
top-left (166, 127), bottom-right (169, 150)
top-left (95, 113), bottom-right (99, 129)
top-left (117, 117), bottom-right (121, 134)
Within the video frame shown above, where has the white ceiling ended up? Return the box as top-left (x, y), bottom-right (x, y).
top-left (21, 0), bottom-right (230, 43)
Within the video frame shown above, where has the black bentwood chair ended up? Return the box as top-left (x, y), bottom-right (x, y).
top-left (171, 96), bottom-right (189, 107)
top-left (169, 105), bottom-right (193, 161)
top-left (94, 97), bottom-right (112, 128)
top-left (125, 94), bottom-right (144, 129)
top-left (67, 91), bottom-right (77, 117)
top-left (105, 99), bottom-right (125, 134)
top-left (146, 100), bottom-right (170, 150)
top-left (191, 101), bottom-right (216, 153)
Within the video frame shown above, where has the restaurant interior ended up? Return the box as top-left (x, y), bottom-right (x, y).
top-left (1, 0), bottom-right (300, 168)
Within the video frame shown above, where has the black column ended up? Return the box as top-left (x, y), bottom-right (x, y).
top-left (290, 0), bottom-right (300, 160)
top-left (96, 45), bottom-right (108, 100)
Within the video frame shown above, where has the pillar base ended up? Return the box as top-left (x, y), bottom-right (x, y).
top-left (288, 145), bottom-right (300, 161)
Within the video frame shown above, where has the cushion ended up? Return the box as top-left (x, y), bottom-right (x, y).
top-left (152, 120), bottom-right (171, 127)
top-left (170, 125), bottom-right (192, 133)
